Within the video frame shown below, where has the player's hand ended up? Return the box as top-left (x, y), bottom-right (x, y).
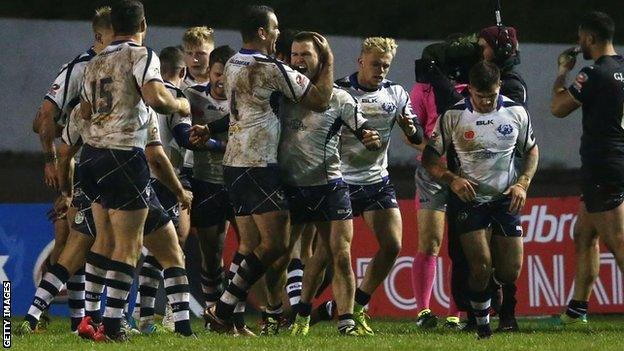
top-left (53, 194), bottom-right (72, 219)
top-left (311, 32), bottom-right (333, 63)
top-left (504, 183), bottom-right (527, 214)
top-left (44, 161), bottom-right (59, 190)
top-left (397, 114), bottom-right (417, 136)
top-left (558, 47), bottom-right (579, 74)
top-left (177, 189), bottom-right (193, 213)
top-left (450, 177), bottom-right (478, 202)
top-left (362, 129), bottom-right (382, 150)
top-left (190, 125), bottom-right (210, 146)
top-left (177, 98), bottom-right (191, 117)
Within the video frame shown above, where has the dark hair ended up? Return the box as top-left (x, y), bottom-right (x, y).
top-left (469, 61), bottom-right (500, 91)
top-left (276, 29), bottom-right (299, 59)
top-left (209, 45), bottom-right (235, 69)
top-left (159, 46), bottom-right (184, 76)
top-left (240, 5), bottom-right (275, 43)
top-left (579, 11), bottom-right (615, 42)
top-left (111, 0), bottom-right (144, 36)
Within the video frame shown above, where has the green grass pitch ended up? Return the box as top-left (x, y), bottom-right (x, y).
top-left (9, 315), bottom-right (624, 351)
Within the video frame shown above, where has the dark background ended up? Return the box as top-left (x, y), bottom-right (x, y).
top-left (2, 0), bottom-right (623, 43)
top-left (2, 0), bottom-right (589, 202)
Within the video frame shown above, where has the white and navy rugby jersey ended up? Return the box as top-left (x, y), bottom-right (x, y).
top-left (62, 105), bottom-right (161, 151)
top-left (81, 40), bottom-right (163, 150)
top-left (186, 83), bottom-right (230, 184)
top-left (279, 86), bottom-right (368, 187)
top-left (336, 73), bottom-right (416, 185)
top-left (156, 81), bottom-right (191, 169)
top-left (428, 95), bottom-right (536, 203)
top-left (223, 49), bottom-right (311, 167)
top-left (180, 71), bottom-right (204, 91)
top-left (45, 48), bottom-right (97, 127)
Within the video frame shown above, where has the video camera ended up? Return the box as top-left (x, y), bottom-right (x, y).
top-left (414, 34), bottom-right (482, 85)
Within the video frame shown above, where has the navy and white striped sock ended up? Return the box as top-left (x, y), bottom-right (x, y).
top-left (67, 268), bottom-right (86, 331)
top-left (286, 259), bottom-right (304, 314)
top-left (102, 260), bottom-right (135, 338)
top-left (201, 266), bottom-right (223, 309)
top-left (163, 267), bottom-right (193, 336)
top-left (25, 263), bottom-right (70, 329)
top-left (84, 251), bottom-right (109, 325)
top-left (216, 252), bottom-right (265, 321)
top-left (139, 254), bottom-right (163, 324)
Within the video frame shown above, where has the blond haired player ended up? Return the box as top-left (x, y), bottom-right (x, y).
top-left (181, 26), bottom-right (215, 89)
top-left (323, 37), bottom-right (423, 335)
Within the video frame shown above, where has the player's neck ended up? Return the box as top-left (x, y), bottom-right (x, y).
top-left (112, 34), bottom-right (142, 45)
top-left (592, 43), bottom-right (617, 61)
top-left (163, 75), bottom-right (182, 88)
top-left (355, 72), bottom-right (379, 91)
top-left (241, 42), bottom-right (268, 55)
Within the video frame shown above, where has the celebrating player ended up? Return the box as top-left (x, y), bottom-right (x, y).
top-left (423, 61), bottom-right (539, 339)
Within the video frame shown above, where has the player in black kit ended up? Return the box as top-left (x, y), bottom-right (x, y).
top-left (551, 11), bottom-right (624, 325)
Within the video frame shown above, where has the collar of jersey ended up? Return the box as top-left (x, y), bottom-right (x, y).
top-left (109, 39), bottom-right (140, 47)
top-left (349, 72), bottom-right (380, 92)
top-left (239, 48), bottom-right (263, 55)
top-left (464, 95), bottom-right (504, 113)
top-left (87, 47), bottom-right (97, 57)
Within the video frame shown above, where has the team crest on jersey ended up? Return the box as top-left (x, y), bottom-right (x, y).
top-left (381, 102), bottom-right (397, 114)
top-left (74, 211), bottom-right (85, 225)
top-left (496, 124), bottom-right (515, 140)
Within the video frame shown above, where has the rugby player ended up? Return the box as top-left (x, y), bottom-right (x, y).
top-left (550, 11), bottom-right (624, 326)
top-left (321, 37), bottom-right (423, 335)
top-left (22, 6), bottom-right (114, 334)
top-left (423, 61), bottom-right (539, 339)
top-left (75, 0), bottom-right (192, 340)
top-left (202, 5), bottom-right (335, 334)
top-left (184, 45), bottom-right (262, 336)
top-left (281, 31), bottom-right (382, 336)
top-left (181, 26), bottom-right (215, 89)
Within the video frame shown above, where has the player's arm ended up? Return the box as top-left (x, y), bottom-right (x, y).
top-left (551, 48), bottom-right (582, 118)
top-left (142, 82), bottom-right (191, 116)
top-left (145, 144), bottom-right (192, 210)
top-left (338, 92), bottom-right (381, 150)
top-left (300, 35), bottom-right (334, 112)
top-left (422, 116), bottom-right (477, 202)
top-left (35, 99), bottom-right (62, 189)
top-left (395, 91), bottom-right (424, 145)
top-left (505, 110), bottom-right (539, 213)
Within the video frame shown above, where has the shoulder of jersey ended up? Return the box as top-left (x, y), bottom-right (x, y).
top-left (164, 82), bottom-right (185, 97)
top-left (447, 99), bottom-right (468, 112)
top-left (500, 95), bottom-right (525, 110)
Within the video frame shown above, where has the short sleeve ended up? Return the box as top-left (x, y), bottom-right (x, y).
top-left (568, 66), bottom-right (594, 104)
top-left (146, 110), bottom-right (162, 146)
top-left (395, 85), bottom-right (417, 120)
top-left (515, 107), bottom-right (537, 153)
top-left (428, 112), bottom-right (452, 156)
top-left (44, 64), bottom-right (70, 111)
top-left (133, 48), bottom-right (163, 87)
top-left (61, 107), bottom-right (83, 146)
top-left (269, 60), bottom-right (311, 102)
top-left (337, 91), bottom-right (367, 132)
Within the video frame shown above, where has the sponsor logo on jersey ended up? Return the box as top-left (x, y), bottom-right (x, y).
top-left (463, 130), bottom-right (475, 140)
top-left (295, 75), bottom-right (307, 89)
top-left (614, 72), bottom-right (624, 82)
top-left (47, 83), bottom-right (61, 97)
top-left (74, 211), bottom-right (85, 225)
top-left (476, 120), bottom-right (493, 126)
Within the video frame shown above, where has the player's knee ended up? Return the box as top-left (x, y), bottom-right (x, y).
top-left (383, 238), bottom-right (402, 258)
top-left (333, 250), bottom-right (352, 273)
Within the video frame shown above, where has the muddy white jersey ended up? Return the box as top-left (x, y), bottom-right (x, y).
top-left (223, 49), bottom-right (311, 167)
top-left (336, 73), bottom-right (416, 185)
top-left (156, 81), bottom-right (190, 169)
top-left (81, 40), bottom-right (163, 150)
top-left (279, 87), bottom-right (368, 186)
top-left (186, 83), bottom-right (230, 184)
top-left (429, 96), bottom-right (536, 203)
top-left (45, 48), bottom-right (97, 127)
